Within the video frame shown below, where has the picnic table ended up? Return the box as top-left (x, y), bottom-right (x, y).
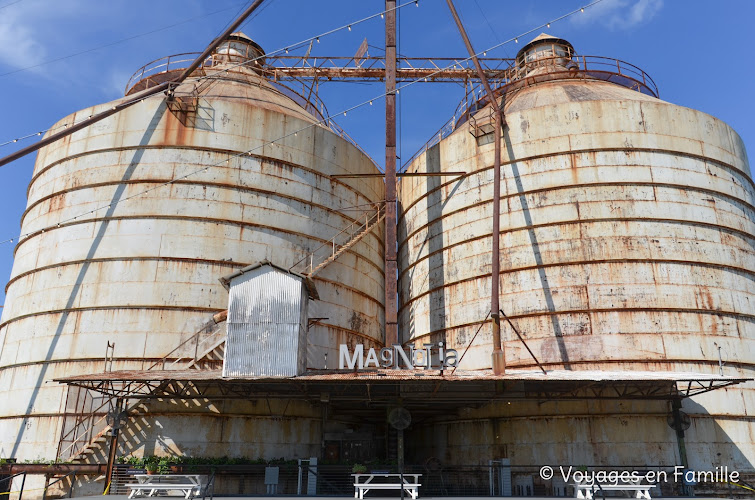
top-left (574, 479), bottom-right (655, 499)
top-left (352, 473), bottom-right (422, 499)
top-left (126, 474), bottom-right (203, 499)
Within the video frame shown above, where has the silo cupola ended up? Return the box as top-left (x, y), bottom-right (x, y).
top-left (515, 33), bottom-right (576, 76)
top-left (212, 32), bottom-right (266, 70)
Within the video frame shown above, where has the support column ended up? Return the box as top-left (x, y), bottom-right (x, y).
top-left (445, 0), bottom-right (505, 373)
top-left (385, 0), bottom-right (398, 347)
top-left (104, 398), bottom-right (123, 493)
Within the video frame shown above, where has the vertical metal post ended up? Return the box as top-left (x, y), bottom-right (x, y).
top-left (398, 429), bottom-right (405, 500)
top-left (385, 0), bottom-right (399, 347)
top-left (490, 113), bottom-right (505, 375)
top-left (445, 0), bottom-right (505, 374)
top-left (19, 472), bottom-right (26, 500)
top-left (68, 472), bottom-right (75, 498)
top-left (104, 398), bottom-right (123, 493)
top-left (671, 399), bottom-right (691, 496)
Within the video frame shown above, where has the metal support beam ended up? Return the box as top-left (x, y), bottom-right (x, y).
top-left (385, 0), bottom-right (398, 347)
top-left (445, 0), bottom-right (505, 374)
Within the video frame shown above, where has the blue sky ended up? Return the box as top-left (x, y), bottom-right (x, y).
top-left (0, 0), bottom-right (753, 302)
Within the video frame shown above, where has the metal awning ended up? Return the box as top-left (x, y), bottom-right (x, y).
top-left (55, 369), bottom-right (749, 411)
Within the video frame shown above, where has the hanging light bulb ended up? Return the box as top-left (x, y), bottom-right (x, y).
top-left (285, 48), bottom-right (289, 54)
top-left (515, 38), bottom-right (519, 43)
top-left (348, 25), bottom-right (352, 31)
top-left (369, 100), bottom-right (373, 106)
top-left (581, 7), bottom-right (585, 12)
top-left (381, 13), bottom-right (384, 19)
top-left (547, 23), bottom-right (551, 28)
top-left (343, 111), bottom-right (347, 116)
top-left (483, 51), bottom-right (487, 56)
top-left (316, 37), bottom-right (320, 43)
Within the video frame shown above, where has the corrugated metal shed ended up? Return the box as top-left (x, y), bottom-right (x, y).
top-left (222, 262), bottom-right (311, 377)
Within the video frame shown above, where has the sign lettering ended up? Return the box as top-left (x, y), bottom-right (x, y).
top-left (339, 343), bottom-right (458, 370)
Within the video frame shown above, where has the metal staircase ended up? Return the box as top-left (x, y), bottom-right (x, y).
top-left (56, 315), bottom-right (227, 463)
top-left (57, 203), bottom-right (384, 463)
top-left (291, 201), bottom-right (385, 276)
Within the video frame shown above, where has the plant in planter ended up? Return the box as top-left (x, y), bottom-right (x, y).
top-left (144, 462), bottom-right (158, 475)
top-left (157, 458), bottom-right (171, 474)
top-left (352, 464), bottom-right (367, 474)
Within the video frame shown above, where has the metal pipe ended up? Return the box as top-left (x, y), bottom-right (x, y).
top-left (445, 0), bottom-right (505, 374)
top-left (0, 0), bottom-right (267, 169)
top-left (385, 0), bottom-right (398, 347)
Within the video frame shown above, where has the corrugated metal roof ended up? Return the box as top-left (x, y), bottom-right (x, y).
top-left (55, 368), bottom-right (748, 383)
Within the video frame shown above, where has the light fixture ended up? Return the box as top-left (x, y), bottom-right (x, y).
top-left (515, 38), bottom-right (518, 43)
top-left (581, 7), bottom-right (584, 12)
top-left (547, 23), bottom-right (551, 28)
top-left (348, 25), bottom-right (352, 31)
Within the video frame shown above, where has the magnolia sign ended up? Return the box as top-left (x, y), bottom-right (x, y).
top-left (339, 343), bottom-right (458, 370)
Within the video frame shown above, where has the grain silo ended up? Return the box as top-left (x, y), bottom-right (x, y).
top-left (0, 32), bottom-right (384, 463)
top-left (398, 33), bottom-right (754, 478)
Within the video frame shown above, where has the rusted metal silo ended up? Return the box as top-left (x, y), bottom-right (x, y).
top-left (399, 34), bottom-right (754, 472)
top-left (0, 33), bottom-right (384, 461)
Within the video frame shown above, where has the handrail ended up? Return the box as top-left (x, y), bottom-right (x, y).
top-left (0, 471), bottom-right (27, 500)
top-left (42, 471), bottom-right (76, 500)
top-left (58, 317), bottom-right (225, 460)
top-left (289, 201), bottom-right (385, 275)
top-left (401, 53), bottom-right (658, 171)
top-left (124, 52), bottom-right (378, 169)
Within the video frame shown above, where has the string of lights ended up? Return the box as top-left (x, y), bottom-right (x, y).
top-left (0, 0), bottom-right (603, 248)
top-left (0, 0), bottom-right (418, 150)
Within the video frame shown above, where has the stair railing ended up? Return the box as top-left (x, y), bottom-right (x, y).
top-left (289, 201), bottom-right (385, 276)
top-left (56, 316), bottom-right (226, 461)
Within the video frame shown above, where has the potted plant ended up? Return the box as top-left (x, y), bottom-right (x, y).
top-left (352, 463), bottom-right (367, 474)
top-left (157, 458), bottom-right (171, 474)
top-left (145, 462), bottom-right (158, 475)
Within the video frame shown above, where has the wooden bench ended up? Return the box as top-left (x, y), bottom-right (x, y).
top-left (127, 474), bottom-right (202, 499)
top-left (353, 473), bottom-right (422, 499)
top-left (575, 481), bottom-right (655, 499)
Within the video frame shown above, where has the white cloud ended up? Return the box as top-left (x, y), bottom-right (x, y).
top-left (0, 6), bottom-right (47, 70)
top-left (572, 0), bottom-right (663, 30)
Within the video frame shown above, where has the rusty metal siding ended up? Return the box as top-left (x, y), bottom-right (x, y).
top-left (223, 266), bottom-right (308, 377)
top-left (0, 61), bottom-right (384, 460)
top-left (397, 78), bottom-right (755, 468)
